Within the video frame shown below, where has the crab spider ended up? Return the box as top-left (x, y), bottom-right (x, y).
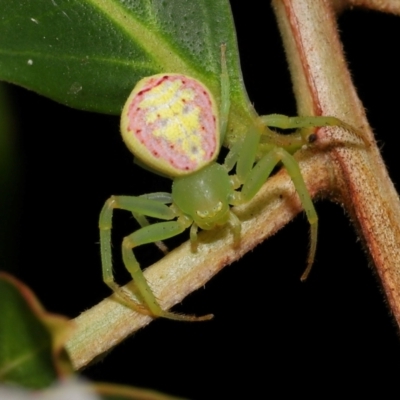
top-left (99, 45), bottom-right (365, 321)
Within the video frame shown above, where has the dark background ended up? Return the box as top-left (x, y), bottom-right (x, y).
top-left (3, 3), bottom-right (400, 399)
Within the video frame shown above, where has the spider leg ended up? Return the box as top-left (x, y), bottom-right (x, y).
top-left (99, 195), bottom-right (213, 321)
top-left (219, 43), bottom-right (230, 146)
top-left (236, 147), bottom-right (318, 280)
top-left (132, 193), bottom-right (173, 255)
top-left (131, 212), bottom-right (169, 254)
top-left (260, 114), bottom-right (369, 147)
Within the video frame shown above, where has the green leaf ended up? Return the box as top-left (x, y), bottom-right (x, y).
top-left (0, 273), bottom-right (74, 389)
top-left (0, 0), bottom-right (255, 132)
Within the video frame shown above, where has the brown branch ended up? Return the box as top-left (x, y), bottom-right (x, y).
top-left (273, 0), bottom-right (400, 323)
top-left (333, 0), bottom-right (400, 15)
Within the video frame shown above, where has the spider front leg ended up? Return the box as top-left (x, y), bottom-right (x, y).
top-left (99, 195), bottom-right (213, 321)
top-left (130, 193), bottom-right (174, 255)
top-left (260, 114), bottom-right (369, 146)
top-left (229, 111), bottom-right (368, 279)
top-left (245, 147), bottom-right (317, 281)
top-left (229, 126), bottom-right (318, 281)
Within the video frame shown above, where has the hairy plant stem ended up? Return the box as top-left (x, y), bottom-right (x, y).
top-left (274, 0), bottom-right (400, 324)
top-left (67, 151), bottom-right (333, 369)
top-left (66, 0), bottom-right (400, 369)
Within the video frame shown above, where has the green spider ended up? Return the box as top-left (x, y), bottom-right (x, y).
top-left (99, 45), bottom-right (363, 321)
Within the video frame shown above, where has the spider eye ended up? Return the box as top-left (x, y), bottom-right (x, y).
top-left (308, 133), bottom-right (317, 143)
top-left (196, 202), bottom-right (223, 219)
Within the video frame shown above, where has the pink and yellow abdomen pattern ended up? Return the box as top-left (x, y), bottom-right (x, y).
top-left (121, 74), bottom-right (219, 177)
